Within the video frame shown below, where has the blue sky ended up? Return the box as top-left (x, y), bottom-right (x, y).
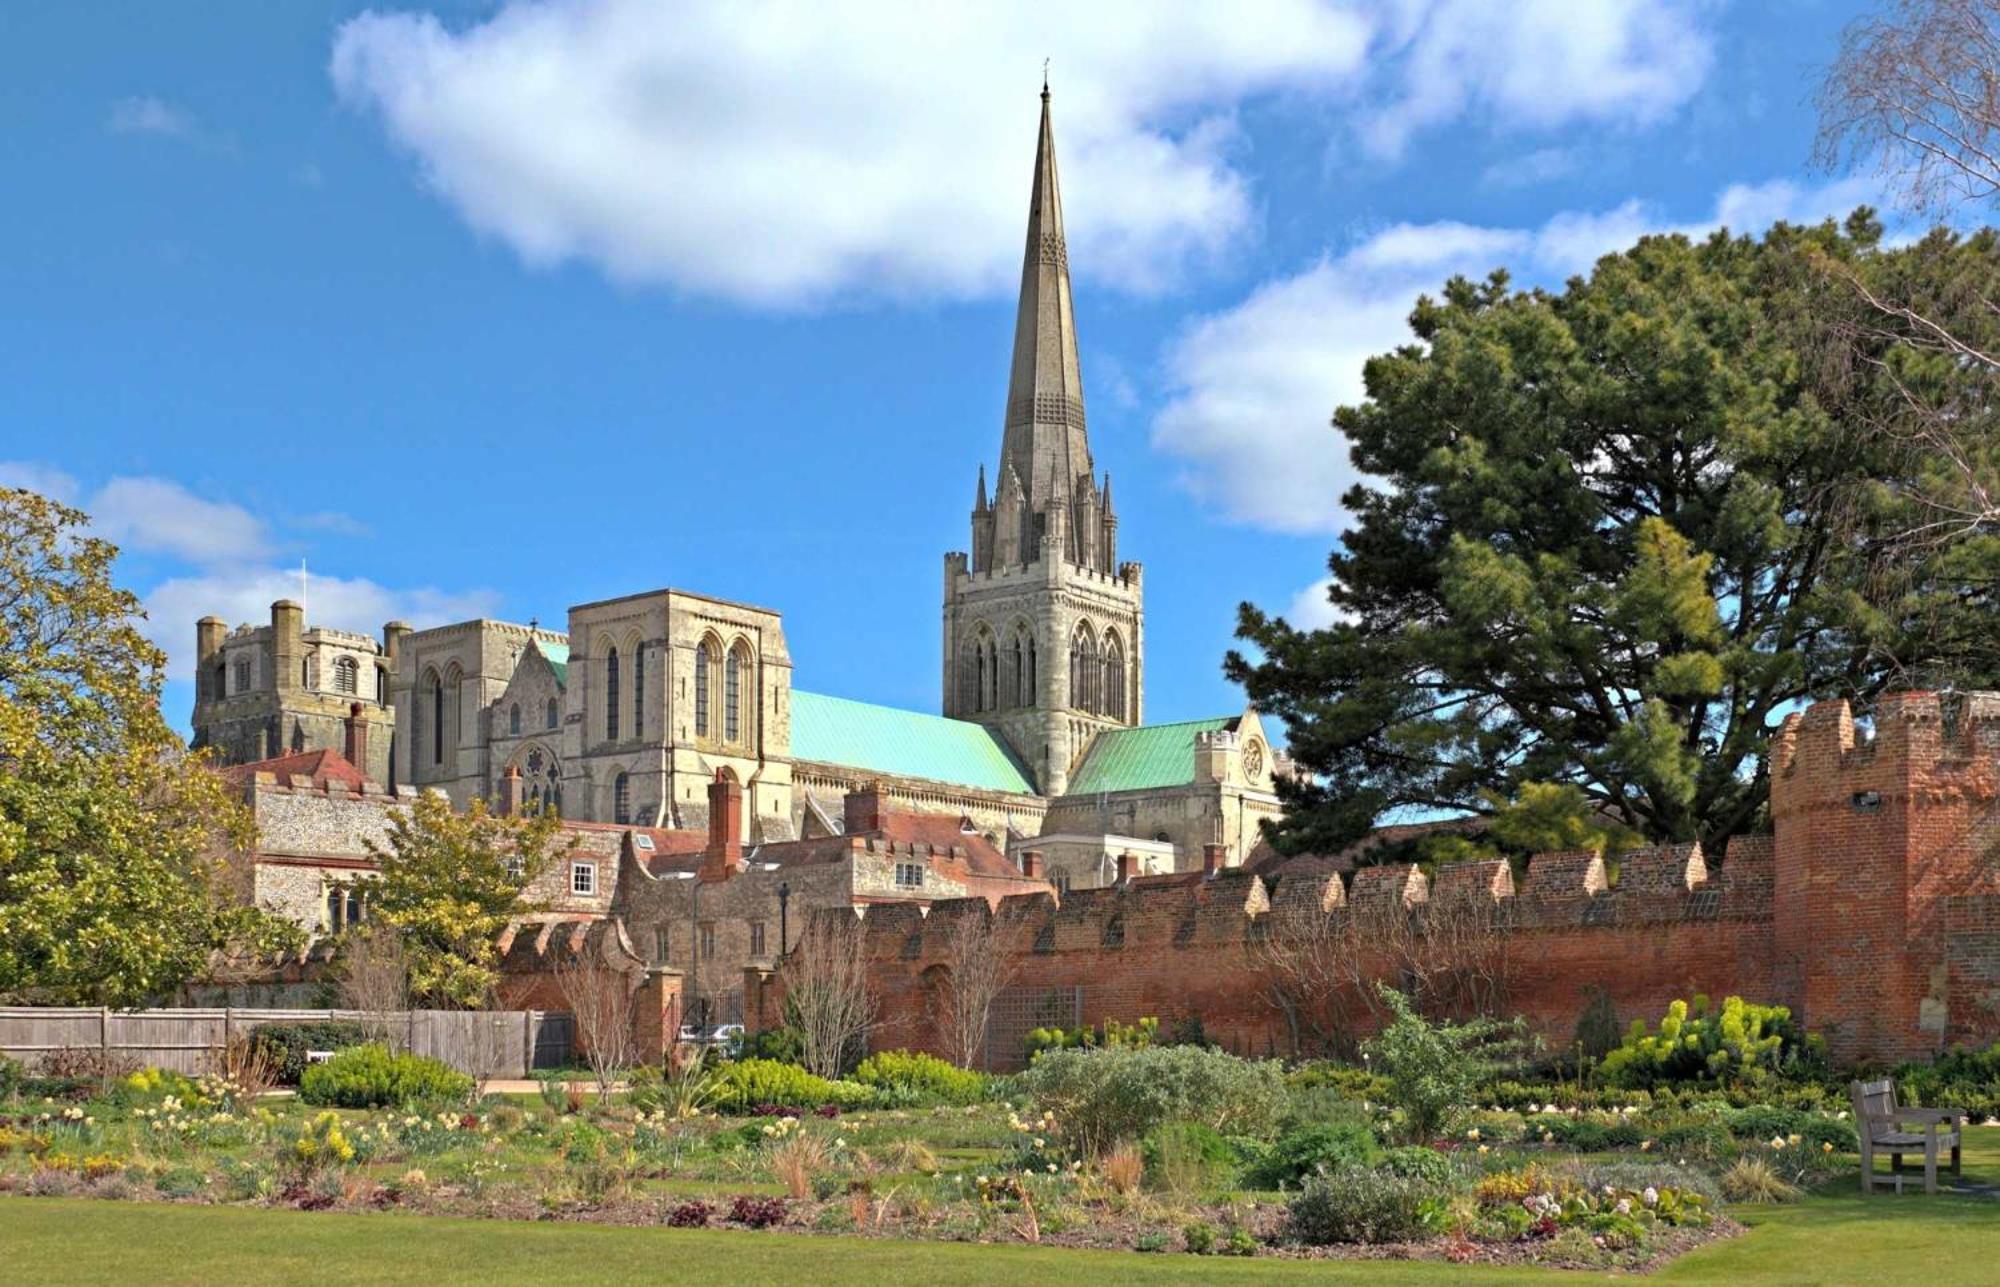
top-left (0, 1), bottom-right (1894, 737)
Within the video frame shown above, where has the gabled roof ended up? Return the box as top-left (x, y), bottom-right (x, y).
top-left (534, 641), bottom-right (570, 688)
top-left (223, 748), bottom-right (368, 790)
top-left (1065, 717), bottom-right (1235, 796)
top-left (790, 690), bottom-right (1035, 795)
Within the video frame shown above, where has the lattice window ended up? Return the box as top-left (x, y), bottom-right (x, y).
top-left (333, 656), bottom-right (359, 694)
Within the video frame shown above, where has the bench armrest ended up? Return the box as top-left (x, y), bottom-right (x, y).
top-left (1889, 1108), bottom-right (1962, 1127)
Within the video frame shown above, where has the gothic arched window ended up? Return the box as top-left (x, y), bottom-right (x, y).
top-left (633, 642), bottom-right (645, 735)
top-left (426, 670), bottom-right (443, 765)
top-left (726, 643), bottom-right (749, 744)
top-left (605, 646), bottom-right (620, 742)
top-left (1102, 631), bottom-right (1125, 721)
top-left (613, 771), bottom-right (630, 825)
top-left (546, 696), bottom-right (559, 729)
top-left (1070, 625), bottom-right (1099, 714)
top-left (509, 703), bottom-right (521, 736)
top-left (695, 641), bottom-right (712, 738)
top-left (333, 657), bottom-right (358, 694)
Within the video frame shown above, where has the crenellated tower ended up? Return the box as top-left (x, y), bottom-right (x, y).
top-left (943, 84), bottom-right (1143, 794)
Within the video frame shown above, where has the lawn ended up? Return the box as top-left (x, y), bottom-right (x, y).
top-left (3, 1132), bottom-right (1996, 1287)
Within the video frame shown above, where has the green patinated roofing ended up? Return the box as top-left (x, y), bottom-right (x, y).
top-left (1066, 716), bottom-right (1235, 796)
top-left (535, 641), bottom-right (570, 688)
top-left (790, 690), bottom-right (1034, 795)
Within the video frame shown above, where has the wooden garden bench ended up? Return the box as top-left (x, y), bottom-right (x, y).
top-left (1852, 1077), bottom-right (1964, 1195)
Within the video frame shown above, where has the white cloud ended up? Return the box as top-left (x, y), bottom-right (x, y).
top-left (0, 460), bottom-right (81, 504)
top-left (90, 476), bottom-right (271, 565)
top-left (106, 96), bottom-right (196, 139)
top-left (1362, 0), bottom-right (1712, 159)
top-left (1481, 146), bottom-right (1579, 188)
top-left (143, 569), bottom-right (500, 680)
top-left (1152, 174), bottom-right (1888, 534)
top-left (1286, 576), bottom-right (1350, 629)
top-left (329, 1), bottom-right (1720, 307)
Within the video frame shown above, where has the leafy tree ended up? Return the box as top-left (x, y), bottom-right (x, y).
top-left (1230, 217), bottom-right (2000, 856)
top-left (1362, 984), bottom-right (1525, 1144)
top-left (363, 791), bottom-right (567, 1008)
top-left (0, 486), bottom-right (299, 1004)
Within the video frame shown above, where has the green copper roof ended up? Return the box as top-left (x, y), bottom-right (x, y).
top-left (1066, 717), bottom-right (1235, 795)
top-left (535, 641), bottom-right (570, 688)
top-left (790, 690), bottom-right (1034, 795)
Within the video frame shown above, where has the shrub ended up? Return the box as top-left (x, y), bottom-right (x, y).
top-left (0, 1054), bottom-right (21, 1101)
top-left (1599, 996), bottom-right (1814, 1088)
top-left (1244, 1120), bottom-right (1377, 1189)
top-left (1378, 1146), bottom-right (1459, 1186)
top-left (1719, 1156), bottom-right (1801, 1204)
top-left (1141, 1121), bottom-right (1238, 1193)
top-left (852, 1050), bottom-right (987, 1105)
top-left (1285, 1164), bottom-right (1442, 1245)
top-left (1286, 1061), bottom-right (1390, 1103)
top-left (736, 1027), bottom-right (805, 1065)
top-left (298, 1044), bottom-right (473, 1109)
top-left (666, 1199), bottom-right (713, 1227)
top-left (728, 1194), bottom-right (787, 1228)
top-left (1182, 1220), bottom-right (1217, 1254)
top-left (36, 1045), bottom-right (138, 1083)
top-left (249, 1022), bottom-right (375, 1085)
top-left (1018, 1044), bottom-right (1286, 1154)
top-left (1362, 986), bottom-right (1525, 1144)
top-left (286, 1112), bottom-right (356, 1179)
top-left (705, 1058), bottom-right (870, 1113)
top-left (1721, 1104), bottom-right (1853, 1151)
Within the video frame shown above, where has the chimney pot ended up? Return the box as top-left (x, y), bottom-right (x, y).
top-left (498, 764), bottom-right (524, 817)
top-left (704, 771), bottom-right (744, 879)
top-left (1202, 843), bottom-right (1226, 876)
top-left (1117, 852), bottom-right (1137, 884)
top-left (343, 702), bottom-right (368, 773)
top-left (843, 782), bottom-right (888, 835)
top-left (1021, 849), bottom-right (1043, 879)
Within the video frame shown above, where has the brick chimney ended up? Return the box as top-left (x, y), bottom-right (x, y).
top-left (1202, 843), bottom-right (1226, 877)
top-left (1020, 850), bottom-right (1043, 879)
top-left (702, 771), bottom-right (743, 880)
top-left (344, 702), bottom-right (368, 773)
top-left (498, 765), bottom-right (524, 817)
top-left (1116, 852), bottom-right (1137, 884)
top-left (843, 781), bottom-right (888, 835)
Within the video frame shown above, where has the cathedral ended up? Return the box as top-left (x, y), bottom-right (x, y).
top-left (190, 88), bottom-right (1284, 894)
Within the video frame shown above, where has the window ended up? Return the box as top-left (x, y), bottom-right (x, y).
top-left (749, 921), bottom-right (766, 956)
top-left (427, 672), bottom-right (443, 764)
top-left (546, 696), bottom-right (559, 729)
top-left (333, 656), bottom-right (359, 694)
top-left (725, 646), bottom-right (742, 742)
top-left (325, 887), bottom-right (341, 930)
top-left (1070, 625), bottom-right (1098, 713)
top-left (302, 658), bottom-right (311, 687)
top-left (509, 703), bottom-right (521, 735)
top-left (211, 662), bottom-right (225, 699)
top-left (699, 923), bottom-right (716, 960)
top-left (613, 772), bottom-right (630, 825)
top-left (895, 861), bottom-right (924, 889)
top-left (605, 646), bottom-right (620, 741)
top-left (233, 658), bottom-right (251, 694)
top-left (633, 643), bottom-right (645, 735)
top-left (1054, 873), bottom-right (1072, 895)
top-left (653, 927), bottom-right (670, 963)
top-left (506, 854), bottom-right (525, 881)
top-left (694, 641), bottom-right (711, 737)
top-left (571, 862), bottom-right (597, 896)
top-left (1102, 632), bottom-right (1125, 721)
top-left (344, 886), bottom-right (365, 927)
top-left (376, 667), bottom-right (387, 701)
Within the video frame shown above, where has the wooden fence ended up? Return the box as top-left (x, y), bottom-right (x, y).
top-left (0, 1007), bottom-right (571, 1079)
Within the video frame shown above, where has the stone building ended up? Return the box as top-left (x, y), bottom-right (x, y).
top-left (192, 600), bottom-right (399, 786)
top-left (191, 87), bottom-right (1283, 891)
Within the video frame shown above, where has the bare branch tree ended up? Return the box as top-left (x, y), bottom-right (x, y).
top-left (1816, 0), bottom-right (2000, 212)
top-left (937, 905), bottom-right (1017, 1071)
top-left (785, 913), bottom-right (875, 1079)
top-left (334, 920), bottom-right (410, 1048)
top-left (551, 933), bottom-right (637, 1106)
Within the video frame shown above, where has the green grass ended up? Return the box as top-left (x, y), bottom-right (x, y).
top-left (4, 1134), bottom-right (1997, 1287)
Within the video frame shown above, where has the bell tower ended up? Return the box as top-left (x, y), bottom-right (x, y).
top-left (943, 84), bottom-right (1143, 795)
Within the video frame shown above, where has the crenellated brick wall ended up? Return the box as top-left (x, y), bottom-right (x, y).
top-left (770, 692), bottom-right (2000, 1070)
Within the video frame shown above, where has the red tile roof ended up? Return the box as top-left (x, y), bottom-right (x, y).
top-left (222, 748), bottom-right (368, 790)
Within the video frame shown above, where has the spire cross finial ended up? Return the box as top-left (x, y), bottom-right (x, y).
top-left (1042, 59), bottom-right (1049, 97)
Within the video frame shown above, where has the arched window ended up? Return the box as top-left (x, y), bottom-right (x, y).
top-left (695, 641), bottom-right (712, 737)
top-left (375, 666), bottom-right (387, 701)
top-left (302, 658), bottom-right (312, 688)
top-left (1102, 631), bottom-right (1125, 721)
top-left (725, 643), bottom-right (747, 743)
top-left (1070, 625), bottom-right (1099, 714)
top-left (984, 637), bottom-right (999, 711)
top-left (509, 703), bottom-right (521, 735)
top-left (545, 696), bottom-right (559, 729)
top-left (613, 771), bottom-right (630, 825)
top-left (604, 646), bottom-right (620, 741)
top-left (633, 642), bottom-right (645, 735)
top-left (212, 662), bottom-right (226, 699)
top-left (333, 657), bottom-right (358, 694)
top-left (426, 670), bottom-right (443, 765)
top-left (974, 639), bottom-right (989, 713)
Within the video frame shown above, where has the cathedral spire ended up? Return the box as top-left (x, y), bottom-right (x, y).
top-left (998, 82), bottom-right (1090, 511)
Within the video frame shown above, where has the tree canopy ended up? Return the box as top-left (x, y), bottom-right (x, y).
top-left (363, 791), bottom-right (568, 1009)
top-left (1229, 215), bottom-right (2000, 858)
top-left (0, 486), bottom-right (299, 1004)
